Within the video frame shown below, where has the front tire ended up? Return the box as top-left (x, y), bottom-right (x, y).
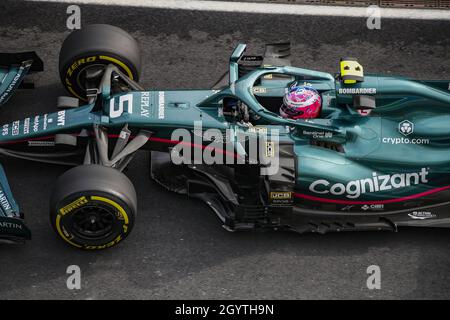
top-left (50, 165), bottom-right (137, 250)
top-left (59, 24), bottom-right (141, 101)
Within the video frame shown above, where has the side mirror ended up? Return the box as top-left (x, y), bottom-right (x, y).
top-left (229, 44), bottom-right (247, 84)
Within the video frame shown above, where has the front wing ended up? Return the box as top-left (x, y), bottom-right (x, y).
top-left (0, 51), bottom-right (43, 106)
top-left (0, 160), bottom-right (31, 243)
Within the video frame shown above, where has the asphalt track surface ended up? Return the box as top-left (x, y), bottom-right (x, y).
top-left (0, 0), bottom-right (449, 300)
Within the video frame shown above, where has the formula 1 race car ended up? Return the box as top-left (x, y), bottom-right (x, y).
top-left (0, 24), bottom-right (449, 249)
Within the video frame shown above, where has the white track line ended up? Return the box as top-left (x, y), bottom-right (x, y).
top-left (34, 0), bottom-right (450, 20)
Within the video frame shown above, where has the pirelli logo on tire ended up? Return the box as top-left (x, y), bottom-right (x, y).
top-left (59, 196), bottom-right (88, 215)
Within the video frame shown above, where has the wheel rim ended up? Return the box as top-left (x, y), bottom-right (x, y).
top-left (71, 205), bottom-right (117, 240)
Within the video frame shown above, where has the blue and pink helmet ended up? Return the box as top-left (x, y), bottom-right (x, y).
top-left (280, 84), bottom-right (322, 119)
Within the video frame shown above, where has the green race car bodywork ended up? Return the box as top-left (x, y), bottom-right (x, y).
top-left (0, 52), bottom-right (42, 242)
top-left (1, 43), bottom-right (450, 243)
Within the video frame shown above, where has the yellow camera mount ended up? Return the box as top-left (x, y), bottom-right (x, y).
top-left (340, 58), bottom-right (364, 84)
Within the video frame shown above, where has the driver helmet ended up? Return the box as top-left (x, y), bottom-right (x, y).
top-left (280, 84), bottom-right (322, 119)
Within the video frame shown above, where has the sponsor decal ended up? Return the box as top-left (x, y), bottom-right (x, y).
top-left (0, 221), bottom-right (22, 230)
top-left (269, 191), bottom-right (292, 200)
top-left (0, 65), bottom-right (25, 104)
top-left (408, 211), bottom-right (436, 220)
top-left (361, 204), bottom-right (384, 211)
top-left (43, 114), bottom-right (48, 130)
top-left (11, 121), bottom-right (20, 136)
top-left (57, 110), bottom-right (66, 126)
top-left (341, 205), bottom-right (354, 211)
top-left (27, 141), bottom-right (56, 147)
top-left (253, 87), bottom-right (267, 94)
top-left (140, 92), bottom-right (150, 117)
top-left (302, 130), bottom-right (333, 139)
top-left (241, 56), bottom-right (262, 62)
top-left (2, 124), bottom-right (8, 136)
top-left (269, 191), bottom-right (293, 206)
top-left (23, 117), bottom-right (30, 134)
top-left (265, 141), bottom-right (275, 158)
top-left (382, 120), bottom-right (430, 145)
top-left (382, 137), bottom-right (430, 145)
top-left (59, 196), bottom-right (88, 215)
top-left (33, 115), bottom-right (39, 132)
top-left (338, 88), bottom-right (377, 95)
top-left (398, 120), bottom-right (413, 136)
top-left (309, 168), bottom-right (429, 199)
top-left (158, 91), bottom-right (165, 119)
top-left (0, 191), bottom-right (11, 211)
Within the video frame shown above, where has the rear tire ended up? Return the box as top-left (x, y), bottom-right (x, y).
top-left (59, 24), bottom-right (141, 101)
top-left (50, 165), bottom-right (137, 250)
